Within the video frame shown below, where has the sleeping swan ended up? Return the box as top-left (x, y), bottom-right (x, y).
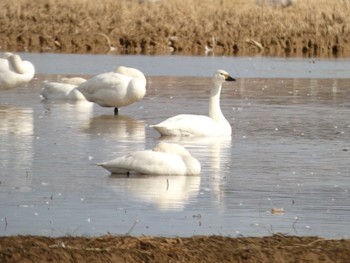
top-left (0, 53), bottom-right (35, 90)
top-left (97, 142), bottom-right (201, 175)
top-left (151, 69), bottom-right (236, 137)
top-left (77, 66), bottom-right (146, 114)
top-left (40, 77), bottom-right (88, 100)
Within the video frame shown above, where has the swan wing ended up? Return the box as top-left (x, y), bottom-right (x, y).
top-left (152, 114), bottom-right (225, 136)
top-left (77, 72), bottom-right (132, 107)
top-left (98, 150), bottom-right (187, 175)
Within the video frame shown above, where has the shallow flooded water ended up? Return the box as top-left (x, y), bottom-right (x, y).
top-left (0, 54), bottom-right (350, 238)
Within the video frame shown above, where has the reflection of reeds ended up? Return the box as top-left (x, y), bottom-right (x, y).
top-left (0, 0), bottom-right (349, 56)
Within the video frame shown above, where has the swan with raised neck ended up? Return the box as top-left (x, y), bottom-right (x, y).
top-left (151, 69), bottom-right (236, 137)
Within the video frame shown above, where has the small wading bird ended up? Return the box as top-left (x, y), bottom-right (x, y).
top-left (97, 142), bottom-right (201, 176)
top-left (77, 66), bottom-right (146, 115)
top-left (151, 69), bottom-right (236, 137)
top-left (0, 53), bottom-right (35, 91)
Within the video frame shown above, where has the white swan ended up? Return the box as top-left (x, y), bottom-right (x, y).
top-left (97, 142), bottom-right (201, 175)
top-left (77, 66), bottom-right (146, 114)
top-left (0, 52), bottom-right (35, 90)
top-left (40, 77), bottom-right (88, 100)
top-left (151, 69), bottom-right (236, 137)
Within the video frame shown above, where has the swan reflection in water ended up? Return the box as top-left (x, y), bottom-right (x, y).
top-left (82, 114), bottom-right (145, 141)
top-left (40, 100), bottom-right (94, 127)
top-left (158, 136), bottom-right (232, 171)
top-left (107, 174), bottom-right (200, 211)
top-left (158, 135), bottom-right (232, 209)
top-left (0, 105), bottom-right (34, 190)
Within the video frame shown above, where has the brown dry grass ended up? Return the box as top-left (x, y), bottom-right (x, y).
top-left (0, 0), bottom-right (349, 56)
top-left (1, 234), bottom-right (350, 262)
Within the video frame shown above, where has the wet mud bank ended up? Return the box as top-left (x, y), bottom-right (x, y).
top-left (1, 235), bottom-right (350, 263)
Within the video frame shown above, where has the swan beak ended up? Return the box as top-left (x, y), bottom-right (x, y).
top-left (225, 75), bottom-right (236, 81)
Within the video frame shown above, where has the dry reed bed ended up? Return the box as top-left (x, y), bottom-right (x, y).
top-left (0, 0), bottom-right (349, 56)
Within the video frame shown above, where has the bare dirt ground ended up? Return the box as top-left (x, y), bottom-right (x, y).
top-left (1, 0), bottom-right (350, 261)
top-left (1, 0), bottom-right (350, 57)
top-left (1, 234), bottom-right (350, 263)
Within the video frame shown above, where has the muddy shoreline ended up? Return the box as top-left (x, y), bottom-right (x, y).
top-left (1, 234), bottom-right (350, 262)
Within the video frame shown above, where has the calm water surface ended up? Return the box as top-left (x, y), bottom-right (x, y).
top-left (0, 54), bottom-right (349, 238)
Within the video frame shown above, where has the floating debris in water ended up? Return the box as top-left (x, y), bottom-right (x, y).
top-left (271, 208), bottom-right (285, 215)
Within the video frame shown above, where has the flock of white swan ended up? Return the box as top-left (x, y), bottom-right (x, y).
top-left (0, 52), bottom-right (236, 176)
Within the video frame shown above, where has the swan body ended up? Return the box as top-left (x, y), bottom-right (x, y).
top-left (40, 77), bottom-right (88, 100)
top-left (0, 53), bottom-right (35, 90)
top-left (98, 142), bottom-right (201, 175)
top-left (77, 66), bottom-right (146, 114)
top-left (152, 69), bottom-right (235, 137)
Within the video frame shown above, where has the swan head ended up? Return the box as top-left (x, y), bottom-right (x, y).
top-left (153, 142), bottom-right (190, 156)
top-left (2, 52), bottom-right (14, 59)
top-left (115, 66), bottom-right (146, 80)
top-left (213, 69), bottom-right (236, 84)
top-left (115, 66), bottom-right (147, 102)
top-left (153, 142), bottom-right (201, 175)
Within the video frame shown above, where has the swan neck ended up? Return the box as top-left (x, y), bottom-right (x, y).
top-left (9, 55), bottom-right (25, 74)
top-left (208, 82), bottom-right (226, 123)
top-left (9, 55), bottom-right (34, 78)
